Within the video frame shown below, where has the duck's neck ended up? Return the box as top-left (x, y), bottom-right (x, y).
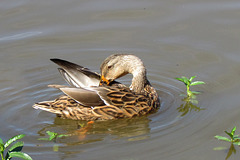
top-left (120, 54), bottom-right (149, 93)
top-left (129, 66), bottom-right (148, 94)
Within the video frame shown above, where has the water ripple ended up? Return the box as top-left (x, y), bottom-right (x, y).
top-left (0, 31), bottom-right (42, 41)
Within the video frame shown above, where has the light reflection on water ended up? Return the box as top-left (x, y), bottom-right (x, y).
top-left (0, 32), bottom-right (42, 41)
top-left (1, 0), bottom-right (240, 160)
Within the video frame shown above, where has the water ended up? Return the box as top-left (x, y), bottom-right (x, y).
top-left (1, 0), bottom-right (240, 159)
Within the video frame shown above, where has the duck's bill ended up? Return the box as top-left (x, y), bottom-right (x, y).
top-left (100, 75), bottom-right (111, 85)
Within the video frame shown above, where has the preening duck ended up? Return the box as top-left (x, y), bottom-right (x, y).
top-left (33, 54), bottom-right (160, 120)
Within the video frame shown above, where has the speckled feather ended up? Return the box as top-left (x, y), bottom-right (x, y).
top-left (34, 85), bottom-right (159, 120)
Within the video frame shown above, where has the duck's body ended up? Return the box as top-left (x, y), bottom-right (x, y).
top-left (33, 54), bottom-right (160, 121)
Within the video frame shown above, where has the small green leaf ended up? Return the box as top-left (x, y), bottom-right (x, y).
top-left (46, 131), bottom-right (55, 136)
top-left (176, 77), bottom-right (189, 86)
top-left (8, 141), bottom-right (24, 152)
top-left (176, 78), bottom-right (185, 83)
top-left (45, 131), bottom-right (58, 141)
top-left (0, 138), bottom-right (4, 152)
top-left (189, 76), bottom-right (196, 82)
top-left (231, 126), bottom-right (236, 136)
top-left (225, 131), bottom-right (234, 140)
top-left (215, 135), bottom-right (231, 142)
top-left (49, 134), bottom-right (57, 141)
top-left (0, 138), bottom-right (3, 145)
top-left (190, 81), bottom-right (205, 86)
top-left (0, 144), bottom-right (4, 152)
top-left (182, 77), bottom-right (189, 85)
top-left (4, 134), bottom-right (25, 148)
top-left (234, 141), bottom-right (240, 146)
top-left (38, 131), bottom-right (67, 141)
top-left (8, 152), bottom-right (32, 160)
top-left (181, 76), bottom-right (188, 80)
top-left (57, 134), bottom-right (68, 138)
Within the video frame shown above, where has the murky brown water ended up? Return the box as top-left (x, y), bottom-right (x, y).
top-left (1, 0), bottom-right (240, 159)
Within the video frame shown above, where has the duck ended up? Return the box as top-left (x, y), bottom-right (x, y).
top-left (33, 54), bottom-right (160, 121)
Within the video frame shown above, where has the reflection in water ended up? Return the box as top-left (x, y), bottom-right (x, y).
top-left (214, 143), bottom-right (237, 160)
top-left (177, 96), bottom-right (205, 117)
top-left (37, 116), bottom-right (151, 146)
top-left (225, 143), bottom-right (236, 160)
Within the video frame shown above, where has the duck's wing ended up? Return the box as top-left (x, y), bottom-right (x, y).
top-left (59, 86), bottom-right (145, 108)
top-left (59, 86), bottom-right (120, 107)
top-left (50, 58), bottom-right (100, 88)
top-left (59, 87), bottom-right (106, 106)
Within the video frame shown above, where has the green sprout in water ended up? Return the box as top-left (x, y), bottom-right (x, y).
top-left (176, 76), bottom-right (205, 116)
top-left (38, 131), bottom-right (68, 142)
top-left (0, 134), bottom-right (32, 160)
top-left (215, 126), bottom-right (240, 145)
top-left (214, 126), bottom-right (240, 160)
top-left (176, 76), bottom-right (205, 97)
top-left (38, 131), bottom-right (69, 152)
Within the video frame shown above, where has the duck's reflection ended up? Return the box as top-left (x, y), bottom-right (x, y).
top-left (37, 115), bottom-right (151, 146)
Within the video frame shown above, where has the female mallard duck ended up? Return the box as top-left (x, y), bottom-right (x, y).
top-left (33, 54), bottom-right (160, 120)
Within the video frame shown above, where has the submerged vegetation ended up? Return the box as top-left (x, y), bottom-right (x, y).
top-left (0, 134), bottom-right (32, 160)
top-left (38, 131), bottom-right (69, 152)
top-left (37, 121), bottom-right (94, 151)
top-left (38, 131), bottom-right (69, 142)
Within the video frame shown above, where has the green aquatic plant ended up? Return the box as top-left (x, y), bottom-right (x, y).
top-left (38, 131), bottom-right (69, 152)
top-left (38, 131), bottom-right (68, 142)
top-left (176, 76), bottom-right (205, 97)
top-left (0, 134), bottom-right (32, 160)
top-left (214, 126), bottom-right (240, 160)
top-left (215, 126), bottom-right (240, 145)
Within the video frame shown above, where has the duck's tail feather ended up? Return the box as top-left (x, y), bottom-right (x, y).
top-left (32, 101), bottom-right (62, 114)
top-left (50, 58), bottom-right (100, 88)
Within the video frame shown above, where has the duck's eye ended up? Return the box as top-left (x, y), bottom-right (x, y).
top-left (108, 65), bottom-right (113, 69)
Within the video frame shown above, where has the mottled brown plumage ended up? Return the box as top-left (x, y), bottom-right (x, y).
top-left (33, 54), bottom-right (160, 121)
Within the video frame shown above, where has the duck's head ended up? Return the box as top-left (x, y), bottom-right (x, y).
top-left (100, 54), bottom-right (146, 86)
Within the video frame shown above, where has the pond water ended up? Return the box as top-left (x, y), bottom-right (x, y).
top-left (1, 0), bottom-right (240, 159)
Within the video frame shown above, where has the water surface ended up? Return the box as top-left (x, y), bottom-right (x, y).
top-left (1, 0), bottom-right (240, 159)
